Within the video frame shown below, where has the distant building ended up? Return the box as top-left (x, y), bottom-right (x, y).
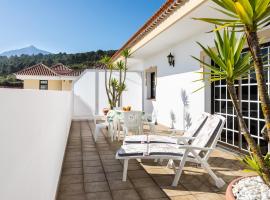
top-left (14, 63), bottom-right (81, 91)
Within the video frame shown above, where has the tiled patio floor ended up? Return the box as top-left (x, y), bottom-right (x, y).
top-left (57, 120), bottom-right (253, 200)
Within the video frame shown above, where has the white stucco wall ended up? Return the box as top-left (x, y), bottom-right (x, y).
top-left (73, 70), bottom-right (143, 117)
top-left (73, 71), bottom-right (96, 119)
top-left (0, 89), bottom-right (72, 200)
top-left (139, 30), bottom-right (215, 130)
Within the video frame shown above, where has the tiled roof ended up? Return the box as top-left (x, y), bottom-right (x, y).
top-left (14, 63), bottom-right (81, 77)
top-left (112, 0), bottom-right (186, 60)
top-left (51, 63), bottom-right (72, 75)
top-left (15, 63), bottom-right (58, 76)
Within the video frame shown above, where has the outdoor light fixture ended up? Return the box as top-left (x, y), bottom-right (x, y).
top-left (167, 52), bottom-right (175, 67)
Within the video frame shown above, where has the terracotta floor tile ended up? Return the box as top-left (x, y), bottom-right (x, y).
top-left (108, 179), bottom-right (133, 190)
top-left (103, 164), bottom-right (122, 173)
top-left (169, 194), bottom-right (197, 200)
top-left (132, 177), bottom-right (156, 188)
top-left (62, 167), bottom-right (83, 175)
top-left (112, 189), bottom-right (141, 200)
top-left (86, 191), bottom-right (112, 200)
top-left (84, 181), bottom-right (110, 193)
top-left (136, 186), bottom-right (167, 199)
top-left (105, 171), bottom-right (123, 180)
top-left (84, 166), bottom-right (104, 174)
top-left (83, 160), bottom-right (102, 167)
top-left (60, 183), bottom-right (84, 195)
top-left (128, 169), bottom-right (150, 179)
top-left (60, 175), bottom-right (83, 185)
top-left (84, 173), bottom-right (106, 182)
top-left (58, 193), bottom-right (86, 200)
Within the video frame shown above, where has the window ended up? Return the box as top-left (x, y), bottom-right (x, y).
top-left (39, 80), bottom-right (48, 90)
top-left (150, 72), bottom-right (156, 99)
top-left (212, 43), bottom-right (270, 154)
top-left (146, 67), bottom-right (156, 100)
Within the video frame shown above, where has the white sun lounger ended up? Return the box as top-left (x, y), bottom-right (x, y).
top-left (116, 114), bottom-right (226, 188)
top-left (123, 112), bottom-right (210, 145)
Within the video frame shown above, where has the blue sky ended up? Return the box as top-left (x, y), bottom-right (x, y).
top-left (0, 0), bottom-right (165, 54)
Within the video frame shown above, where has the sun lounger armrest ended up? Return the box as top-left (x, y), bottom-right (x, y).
top-left (177, 145), bottom-right (214, 151)
top-left (169, 129), bottom-right (185, 136)
top-left (172, 136), bottom-right (195, 145)
top-left (176, 136), bottom-right (195, 140)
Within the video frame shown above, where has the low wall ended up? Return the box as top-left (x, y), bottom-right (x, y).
top-left (0, 89), bottom-right (73, 200)
top-left (73, 69), bottom-right (143, 118)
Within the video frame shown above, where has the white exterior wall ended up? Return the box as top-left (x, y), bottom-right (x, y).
top-left (73, 70), bottom-right (143, 117)
top-left (0, 89), bottom-right (72, 200)
top-left (73, 71), bottom-right (96, 119)
top-left (140, 32), bottom-right (215, 130)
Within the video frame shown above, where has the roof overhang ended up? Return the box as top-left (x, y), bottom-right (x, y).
top-left (15, 75), bottom-right (78, 81)
top-left (113, 0), bottom-right (208, 62)
top-left (114, 0), bottom-right (227, 67)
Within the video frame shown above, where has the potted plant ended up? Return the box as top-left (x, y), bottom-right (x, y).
top-left (100, 49), bottom-right (131, 110)
top-left (193, 0), bottom-right (270, 198)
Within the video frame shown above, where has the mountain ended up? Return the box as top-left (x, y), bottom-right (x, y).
top-left (0, 45), bottom-right (51, 57)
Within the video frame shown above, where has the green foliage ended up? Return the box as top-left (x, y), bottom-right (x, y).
top-left (0, 50), bottom-right (116, 76)
top-left (193, 28), bottom-right (251, 84)
top-left (194, 0), bottom-right (270, 31)
top-left (0, 74), bottom-right (22, 88)
top-left (101, 49), bottom-right (131, 109)
top-left (241, 153), bottom-right (270, 177)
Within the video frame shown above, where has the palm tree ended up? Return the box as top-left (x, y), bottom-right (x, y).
top-left (117, 49), bottom-right (131, 107)
top-left (100, 55), bottom-right (113, 108)
top-left (100, 49), bottom-right (131, 109)
top-left (193, 28), bottom-right (270, 185)
top-left (194, 0), bottom-right (270, 141)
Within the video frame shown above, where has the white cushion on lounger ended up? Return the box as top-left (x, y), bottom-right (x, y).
top-left (117, 143), bottom-right (195, 158)
top-left (124, 135), bottom-right (177, 144)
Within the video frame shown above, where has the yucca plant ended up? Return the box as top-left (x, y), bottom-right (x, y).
top-left (100, 49), bottom-right (130, 109)
top-left (241, 153), bottom-right (270, 178)
top-left (195, 0), bottom-right (270, 142)
top-left (193, 28), bottom-right (270, 185)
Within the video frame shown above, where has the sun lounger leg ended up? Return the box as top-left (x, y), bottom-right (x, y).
top-left (172, 150), bottom-right (189, 186)
top-left (166, 159), bottom-right (174, 168)
top-left (94, 127), bottom-right (100, 142)
top-left (123, 159), bottom-right (129, 181)
top-left (191, 150), bottom-right (225, 188)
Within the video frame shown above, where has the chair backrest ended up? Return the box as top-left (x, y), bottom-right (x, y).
top-left (123, 111), bottom-right (142, 129)
top-left (184, 112), bottom-right (210, 137)
top-left (190, 114), bottom-right (225, 158)
top-left (113, 107), bottom-right (122, 111)
top-left (106, 110), bottom-right (116, 122)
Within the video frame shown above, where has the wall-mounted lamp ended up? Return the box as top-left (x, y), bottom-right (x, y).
top-left (167, 52), bottom-right (175, 67)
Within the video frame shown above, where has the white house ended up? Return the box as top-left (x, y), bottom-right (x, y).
top-left (109, 0), bottom-right (270, 154)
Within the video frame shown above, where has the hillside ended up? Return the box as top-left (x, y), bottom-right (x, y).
top-left (0, 49), bottom-right (116, 76)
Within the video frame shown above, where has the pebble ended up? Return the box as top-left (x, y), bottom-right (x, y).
top-left (232, 176), bottom-right (270, 200)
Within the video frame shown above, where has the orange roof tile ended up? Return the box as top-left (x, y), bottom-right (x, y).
top-left (112, 0), bottom-right (185, 61)
top-left (14, 63), bottom-right (81, 77)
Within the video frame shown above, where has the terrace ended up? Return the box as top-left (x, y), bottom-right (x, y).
top-left (57, 120), bottom-right (253, 200)
top-left (2, 0), bottom-right (270, 200)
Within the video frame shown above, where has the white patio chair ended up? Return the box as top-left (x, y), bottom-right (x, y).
top-left (93, 110), bottom-right (117, 142)
top-left (115, 114), bottom-right (226, 188)
top-left (123, 112), bottom-right (210, 145)
top-left (121, 111), bottom-right (143, 139)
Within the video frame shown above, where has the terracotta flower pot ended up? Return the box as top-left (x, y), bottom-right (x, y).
top-left (225, 177), bottom-right (248, 200)
top-left (103, 108), bottom-right (110, 116)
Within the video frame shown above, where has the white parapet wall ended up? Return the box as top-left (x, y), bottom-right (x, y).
top-left (73, 69), bottom-right (143, 118)
top-left (0, 89), bottom-right (73, 200)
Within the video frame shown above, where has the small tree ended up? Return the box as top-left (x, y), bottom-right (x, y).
top-left (193, 28), bottom-right (270, 185)
top-left (195, 0), bottom-right (270, 142)
top-left (100, 49), bottom-right (131, 109)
